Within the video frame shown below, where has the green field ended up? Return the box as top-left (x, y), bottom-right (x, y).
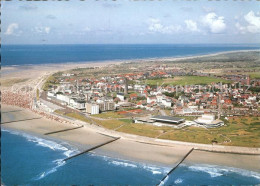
top-left (249, 72), bottom-right (260, 79)
top-left (117, 123), bottom-right (172, 138)
top-left (92, 118), bottom-right (127, 130)
top-left (54, 110), bottom-right (92, 123)
top-left (146, 76), bottom-right (231, 86)
top-left (101, 116), bottom-right (260, 147)
top-left (55, 111), bottom-right (260, 147)
top-left (92, 111), bottom-right (124, 119)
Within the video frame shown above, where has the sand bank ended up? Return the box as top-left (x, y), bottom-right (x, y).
top-left (2, 104), bottom-right (260, 172)
top-left (2, 49), bottom-right (259, 80)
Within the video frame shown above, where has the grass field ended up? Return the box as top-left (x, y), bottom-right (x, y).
top-left (146, 76), bottom-right (231, 86)
top-left (92, 111), bottom-right (125, 119)
top-left (101, 116), bottom-right (260, 147)
top-left (248, 72), bottom-right (260, 79)
top-left (159, 116), bottom-right (260, 147)
top-left (92, 119), bottom-right (126, 130)
top-left (55, 108), bottom-right (260, 147)
top-left (65, 112), bottom-right (92, 123)
top-left (54, 110), bottom-right (92, 123)
top-left (117, 123), bottom-right (172, 138)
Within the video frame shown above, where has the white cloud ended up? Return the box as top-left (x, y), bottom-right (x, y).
top-left (45, 27), bottom-right (50, 34)
top-left (34, 26), bottom-right (51, 34)
top-left (202, 12), bottom-right (226, 34)
top-left (202, 7), bottom-right (215, 13)
top-left (148, 18), bottom-right (182, 34)
top-left (5, 23), bottom-right (19, 35)
top-left (244, 11), bottom-right (260, 33)
top-left (185, 20), bottom-right (200, 32)
top-left (235, 11), bottom-right (260, 34)
top-left (235, 23), bottom-right (247, 34)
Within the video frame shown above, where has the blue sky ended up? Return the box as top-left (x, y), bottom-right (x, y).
top-left (2, 0), bottom-right (260, 44)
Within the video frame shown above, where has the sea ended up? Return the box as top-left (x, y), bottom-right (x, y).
top-left (2, 128), bottom-right (260, 185)
top-left (2, 44), bottom-right (260, 66)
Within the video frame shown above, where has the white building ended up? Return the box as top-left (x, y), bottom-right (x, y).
top-left (195, 114), bottom-right (224, 128)
top-left (47, 91), bottom-right (55, 97)
top-left (86, 103), bottom-right (99, 115)
top-left (116, 93), bottom-right (125, 101)
top-left (196, 114), bottom-right (215, 124)
top-left (147, 96), bottom-right (157, 104)
top-left (70, 99), bottom-right (86, 110)
top-left (56, 93), bottom-right (70, 104)
top-left (156, 94), bottom-right (163, 103)
top-left (161, 98), bottom-right (172, 107)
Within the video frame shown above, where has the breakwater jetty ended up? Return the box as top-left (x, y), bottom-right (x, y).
top-left (44, 125), bottom-right (84, 135)
top-left (64, 137), bottom-right (120, 161)
top-left (0, 117), bottom-right (42, 125)
top-left (158, 148), bottom-right (194, 186)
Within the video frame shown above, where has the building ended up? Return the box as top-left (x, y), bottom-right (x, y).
top-left (161, 98), bottom-right (172, 107)
top-left (86, 102), bottom-right (99, 115)
top-left (97, 100), bottom-right (115, 112)
top-left (194, 114), bottom-right (224, 128)
top-left (117, 93), bottom-right (125, 101)
top-left (150, 115), bottom-right (185, 125)
top-left (56, 93), bottom-right (70, 104)
top-left (147, 96), bottom-right (157, 104)
top-left (134, 115), bottom-right (185, 127)
top-left (72, 99), bottom-right (86, 110)
top-left (124, 77), bottom-right (128, 95)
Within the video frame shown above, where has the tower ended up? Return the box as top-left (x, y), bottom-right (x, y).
top-left (218, 82), bottom-right (223, 120)
top-left (124, 77), bottom-right (128, 95)
top-left (246, 75), bottom-right (250, 85)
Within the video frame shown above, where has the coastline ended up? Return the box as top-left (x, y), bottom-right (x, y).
top-left (2, 104), bottom-right (260, 173)
top-left (2, 49), bottom-right (260, 79)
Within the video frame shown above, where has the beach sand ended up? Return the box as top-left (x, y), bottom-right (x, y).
top-left (2, 104), bottom-right (260, 172)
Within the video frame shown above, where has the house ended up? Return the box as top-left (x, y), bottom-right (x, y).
top-left (117, 93), bottom-right (125, 101)
top-left (147, 96), bottom-right (157, 104)
top-left (161, 98), bottom-right (172, 107)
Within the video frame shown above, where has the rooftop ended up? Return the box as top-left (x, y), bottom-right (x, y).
top-left (150, 115), bottom-right (185, 123)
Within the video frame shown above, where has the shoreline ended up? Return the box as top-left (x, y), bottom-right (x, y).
top-left (2, 104), bottom-right (260, 172)
top-left (2, 49), bottom-right (260, 74)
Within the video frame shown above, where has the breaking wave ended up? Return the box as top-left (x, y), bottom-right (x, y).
top-left (90, 153), bottom-right (170, 175)
top-left (187, 164), bottom-right (260, 180)
top-left (2, 129), bottom-right (79, 181)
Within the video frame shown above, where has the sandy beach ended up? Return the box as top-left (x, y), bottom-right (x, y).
top-left (2, 49), bottom-right (259, 80)
top-left (2, 104), bottom-right (260, 172)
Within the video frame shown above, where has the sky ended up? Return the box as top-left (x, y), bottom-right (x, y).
top-left (2, 0), bottom-right (260, 44)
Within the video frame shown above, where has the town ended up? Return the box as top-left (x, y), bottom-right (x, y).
top-left (38, 53), bottom-right (260, 131)
top-left (2, 51), bottom-right (260, 147)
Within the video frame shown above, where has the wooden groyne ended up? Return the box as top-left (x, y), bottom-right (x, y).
top-left (0, 117), bottom-right (42, 125)
top-left (64, 137), bottom-right (120, 162)
top-left (44, 125), bottom-right (84, 135)
top-left (157, 148), bottom-right (194, 186)
top-left (2, 110), bottom-right (22, 114)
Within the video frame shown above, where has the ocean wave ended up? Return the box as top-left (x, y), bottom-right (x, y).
top-left (2, 129), bottom-right (79, 157)
top-left (158, 175), bottom-right (168, 186)
top-left (110, 161), bottom-right (138, 168)
top-left (33, 159), bottom-right (66, 181)
top-left (174, 178), bottom-right (183, 184)
top-left (187, 164), bottom-right (260, 180)
top-left (90, 153), bottom-right (170, 175)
